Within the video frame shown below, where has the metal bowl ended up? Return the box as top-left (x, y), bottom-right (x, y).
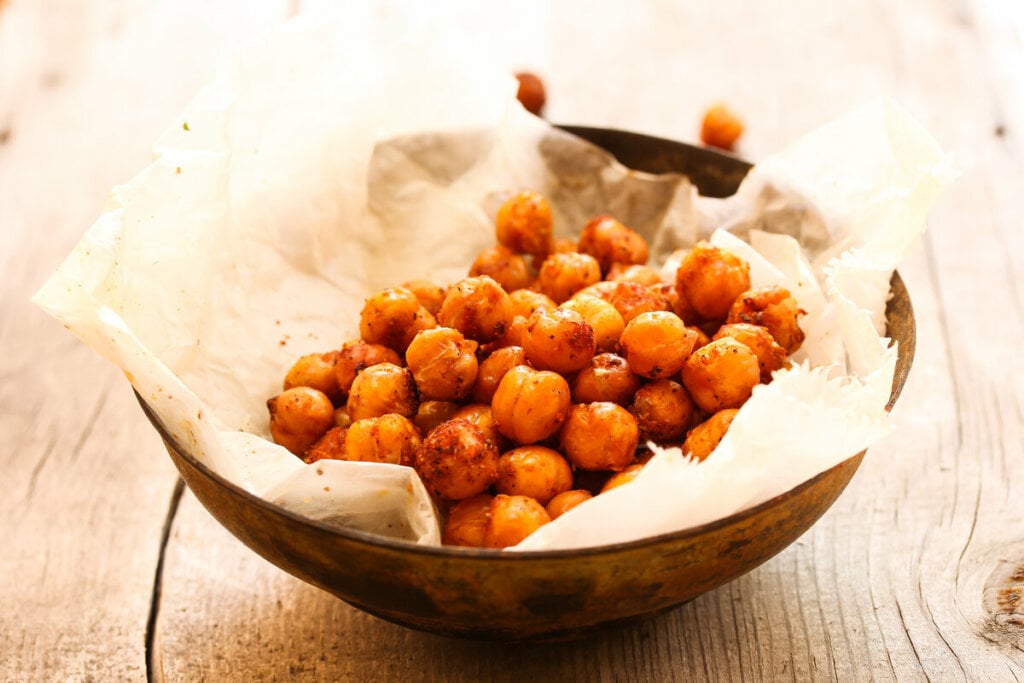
top-left (138, 127), bottom-right (915, 641)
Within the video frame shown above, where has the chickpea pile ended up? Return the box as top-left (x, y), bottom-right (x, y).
top-left (267, 191), bottom-right (805, 548)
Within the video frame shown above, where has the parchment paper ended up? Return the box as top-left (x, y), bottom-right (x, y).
top-left (33, 10), bottom-right (954, 550)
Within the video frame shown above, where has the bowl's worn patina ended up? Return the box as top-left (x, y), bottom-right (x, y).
top-left (139, 128), bottom-right (915, 641)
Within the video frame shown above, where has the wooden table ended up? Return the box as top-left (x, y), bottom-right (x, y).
top-left (3, 1), bottom-right (1022, 680)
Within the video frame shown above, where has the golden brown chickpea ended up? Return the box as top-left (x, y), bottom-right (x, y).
top-left (608, 280), bottom-right (671, 324)
top-left (578, 215), bottom-right (650, 274)
top-left (401, 280), bottom-right (447, 317)
top-left (619, 311), bottom-right (699, 379)
top-left (334, 341), bottom-right (403, 397)
top-left (472, 346), bottom-right (529, 404)
top-left (343, 414), bottom-right (421, 467)
top-left (560, 402), bottom-right (639, 472)
top-left (508, 288), bottom-right (556, 319)
top-left (537, 252), bottom-right (602, 303)
top-left (483, 494), bottom-right (551, 548)
top-left (683, 409), bottom-right (739, 462)
top-left (283, 351), bottom-right (340, 399)
top-left (346, 362), bottom-right (419, 421)
top-left (558, 295), bottom-right (625, 353)
top-left (552, 237), bottom-right (577, 254)
top-left (726, 286), bottom-right (806, 353)
top-left (675, 242), bottom-right (751, 323)
top-left (413, 400), bottom-right (461, 436)
top-left (404, 327), bottom-right (479, 401)
top-left (359, 286), bottom-right (437, 353)
top-left (571, 353), bottom-right (641, 405)
top-left (546, 489), bottom-right (593, 519)
top-left (681, 337), bottom-right (761, 413)
top-left (443, 494), bottom-right (493, 547)
top-left (495, 191), bottom-right (554, 259)
top-left (713, 323), bottom-right (787, 382)
top-left (570, 280), bottom-right (618, 303)
top-left (469, 245), bottom-right (534, 293)
top-left (630, 379), bottom-right (695, 442)
top-left (514, 72), bottom-right (546, 116)
top-left (600, 463), bottom-right (644, 492)
top-left (496, 446), bottom-right (574, 505)
top-left (304, 426), bottom-right (347, 464)
top-left (700, 103), bottom-right (744, 151)
top-left (437, 276), bottom-right (514, 344)
top-left (522, 307), bottom-right (596, 374)
top-left (606, 263), bottom-right (663, 286)
top-left (453, 404), bottom-right (505, 450)
top-left (415, 418), bottom-right (499, 501)
top-left (267, 386), bottom-right (336, 456)
top-left (491, 365), bottom-right (571, 444)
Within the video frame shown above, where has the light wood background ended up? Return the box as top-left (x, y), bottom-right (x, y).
top-left (3, 1), bottom-right (1022, 680)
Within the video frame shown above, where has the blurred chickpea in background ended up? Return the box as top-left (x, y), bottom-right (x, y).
top-left (470, 245), bottom-right (534, 293)
top-left (700, 103), bottom-right (744, 151)
top-left (495, 191), bottom-right (553, 259)
top-left (577, 215), bottom-right (649, 274)
top-left (514, 71), bottom-right (546, 116)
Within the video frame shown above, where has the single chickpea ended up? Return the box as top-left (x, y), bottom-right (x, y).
top-left (304, 426), bottom-right (347, 464)
top-left (283, 351), bottom-right (340, 399)
top-left (522, 307), bottom-right (596, 374)
top-left (413, 400), bottom-right (461, 436)
top-left (496, 445), bottom-right (574, 505)
top-left (605, 263), bottom-right (663, 286)
top-left (453, 404), bottom-right (506, 451)
top-left (608, 280), bottom-right (671, 324)
top-left (726, 286), bottom-right (806, 353)
top-left (683, 409), bottom-right (739, 462)
top-left (491, 365), bottom-right (571, 444)
top-left (344, 414), bottom-right (421, 467)
top-left (469, 245), bottom-right (534, 293)
top-left (537, 252), bottom-right (602, 303)
top-left (546, 489), bottom-right (593, 520)
top-left (401, 280), bottom-right (447, 317)
top-left (560, 402), bottom-right (639, 472)
top-left (552, 237), bottom-right (578, 254)
top-left (472, 346), bottom-right (529, 404)
top-left (359, 286), bottom-right (437, 353)
top-left (630, 380), bottom-right (695, 442)
top-left (570, 280), bottom-right (618, 303)
top-left (571, 353), bottom-right (642, 405)
top-left (443, 494), bottom-right (493, 547)
top-left (334, 341), bottom-right (402, 397)
top-left (495, 191), bottom-right (554, 259)
top-left (600, 463), bottom-right (645, 493)
top-left (509, 288), bottom-right (556, 319)
top-left (675, 242), bottom-right (751, 323)
top-left (619, 311), bottom-right (699, 379)
top-left (437, 276), bottom-right (514, 344)
top-left (681, 337), bottom-right (761, 413)
top-left (405, 327), bottom-right (479, 401)
top-left (700, 103), bottom-right (744, 151)
top-left (578, 215), bottom-right (650, 274)
top-left (414, 418), bottom-right (499, 501)
top-left (713, 323), bottom-right (787, 382)
top-left (346, 362), bottom-right (419, 421)
top-left (559, 295), bottom-right (625, 353)
top-left (267, 386), bottom-right (336, 457)
top-left (514, 71), bottom-right (546, 116)
top-left (483, 494), bottom-right (551, 548)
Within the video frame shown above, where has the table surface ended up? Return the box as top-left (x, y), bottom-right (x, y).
top-left (3, 1), bottom-right (1023, 680)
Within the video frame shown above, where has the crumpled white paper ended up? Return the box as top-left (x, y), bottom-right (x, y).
top-left (33, 10), bottom-right (953, 550)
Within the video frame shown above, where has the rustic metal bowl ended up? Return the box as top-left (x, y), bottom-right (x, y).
top-left (139, 127), bottom-right (915, 641)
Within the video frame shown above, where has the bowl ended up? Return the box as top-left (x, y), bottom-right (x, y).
top-left (137, 127), bottom-right (915, 641)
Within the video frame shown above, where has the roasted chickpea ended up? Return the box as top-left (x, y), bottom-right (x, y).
top-left (443, 494), bottom-right (493, 547)
top-left (537, 252), bottom-right (602, 303)
top-left (437, 276), bottom-right (514, 344)
top-left (606, 263), bottom-right (663, 286)
top-left (608, 280), bottom-right (671, 324)
top-left (304, 426), bottom-right (347, 464)
top-left (713, 323), bottom-right (787, 382)
top-left (600, 463), bottom-right (644, 492)
top-left (681, 337), bottom-right (761, 413)
top-left (560, 402), bottom-right (639, 472)
top-left (415, 418), bottom-right (499, 500)
top-left (675, 242), bottom-right (751, 323)
top-left (546, 489), bottom-right (593, 520)
top-left (522, 307), bottom-right (595, 374)
top-left (401, 280), bottom-right (447, 317)
top-left (570, 280), bottom-right (618, 303)
top-left (483, 494), bottom-right (551, 548)
top-left (405, 327), bottom-right (479, 401)
top-left (359, 286), bottom-right (437, 352)
top-left (267, 386), bottom-right (336, 456)
top-left (496, 446), bottom-right (574, 505)
top-left (619, 311), bottom-right (699, 379)
top-left (552, 237), bottom-right (577, 254)
top-left (469, 245), bottom-right (534, 293)
top-left (413, 400), bottom-right (461, 436)
top-left (683, 409), bottom-right (739, 462)
top-left (344, 414), bottom-right (421, 467)
top-left (726, 286), bottom-right (806, 353)
top-left (578, 215), bottom-right (650, 273)
top-left (472, 346), bottom-right (529, 404)
top-left (514, 71), bottom-right (546, 116)
top-left (283, 351), bottom-right (340, 399)
top-left (495, 191), bottom-right (554, 259)
top-left (571, 353), bottom-right (642, 405)
top-left (453, 404), bottom-right (505, 450)
top-left (346, 362), bottom-right (419, 421)
top-left (700, 103), bottom-right (744, 151)
top-left (559, 295), bottom-right (625, 353)
top-left (491, 365), bottom-right (571, 444)
top-left (508, 288), bottom-right (556, 319)
top-left (630, 379), bottom-right (695, 442)
top-left (334, 341), bottom-right (403, 397)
